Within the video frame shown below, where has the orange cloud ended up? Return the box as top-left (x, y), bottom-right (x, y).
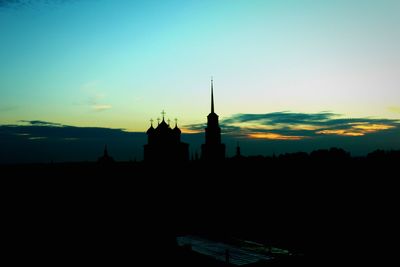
top-left (248, 132), bottom-right (304, 140)
top-left (181, 128), bottom-right (202, 134)
top-left (288, 124), bottom-right (321, 131)
top-left (352, 124), bottom-right (394, 132)
top-left (317, 123), bottom-right (394, 136)
top-left (316, 129), bottom-right (364, 136)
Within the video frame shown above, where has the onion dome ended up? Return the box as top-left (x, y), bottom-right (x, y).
top-left (173, 119), bottom-right (181, 134)
top-left (146, 119), bottom-right (155, 134)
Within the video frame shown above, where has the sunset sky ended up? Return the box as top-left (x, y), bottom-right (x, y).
top-left (1, 0), bottom-right (399, 162)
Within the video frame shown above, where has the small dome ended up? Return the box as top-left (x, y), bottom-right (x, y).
top-left (156, 119), bottom-right (170, 131)
top-left (146, 125), bottom-right (155, 134)
top-left (173, 125), bottom-right (181, 134)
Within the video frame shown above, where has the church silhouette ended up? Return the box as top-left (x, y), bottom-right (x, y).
top-left (144, 79), bottom-right (225, 162)
top-left (144, 113), bottom-right (189, 163)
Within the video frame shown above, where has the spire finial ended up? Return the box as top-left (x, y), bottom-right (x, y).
top-left (104, 145), bottom-right (108, 156)
top-left (236, 142), bottom-right (241, 157)
top-left (167, 118), bottom-right (171, 125)
top-left (174, 118), bottom-right (178, 127)
top-left (161, 110), bottom-right (166, 121)
top-left (150, 118), bottom-right (153, 127)
top-left (211, 77), bottom-right (214, 113)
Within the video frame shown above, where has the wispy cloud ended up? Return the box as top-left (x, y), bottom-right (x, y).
top-left (92, 104), bottom-right (112, 111)
top-left (317, 123), bottom-right (395, 137)
top-left (222, 112), bottom-right (336, 126)
top-left (80, 81), bottom-right (112, 112)
top-left (63, 137), bottom-right (79, 141)
top-left (19, 120), bottom-right (65, 127)
top-left (185, 111), bottom-right (400, 140)
top-left (1, 120), bottom-right (128, 140)
top-left (15, 133), bottom-right (30, 136)
top-left (248, 132), bottom-right (304, 140)
top-left (180, 128), bottom-right (202, 134)
top-left (28, 136), bottom-right (47, 140)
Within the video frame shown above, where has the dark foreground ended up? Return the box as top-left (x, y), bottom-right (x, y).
top-left (2, 153), bottom-right (399, 266)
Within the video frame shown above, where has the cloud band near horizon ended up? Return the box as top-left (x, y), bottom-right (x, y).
top-left (1, 112), bottom-right (400, 163)
top-left (185, 111), bottom-right (400, 140)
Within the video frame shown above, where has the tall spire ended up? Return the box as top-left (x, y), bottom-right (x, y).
top-left (211, 77), bottom-right (214, 113)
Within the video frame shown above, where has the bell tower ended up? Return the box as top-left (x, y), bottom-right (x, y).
top-left (201, 78), bottom-right (225, 161)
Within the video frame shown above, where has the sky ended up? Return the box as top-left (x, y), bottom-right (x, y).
top-left (1, 0), bottom-right (400, 162)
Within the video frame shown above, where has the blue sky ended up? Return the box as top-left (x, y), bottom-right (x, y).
top-left (1, 0), bottom-right (399, 161)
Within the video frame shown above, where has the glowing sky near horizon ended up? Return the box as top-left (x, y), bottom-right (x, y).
top-left (1, 0), bottom-right (400, 132)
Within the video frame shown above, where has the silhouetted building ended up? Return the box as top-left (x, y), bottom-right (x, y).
top-left (144, 112), bottom-right (189, 162)
top-left (97, 145), bottom-right (115, 164)
top-left (201, 79), bottom-right (225, 161)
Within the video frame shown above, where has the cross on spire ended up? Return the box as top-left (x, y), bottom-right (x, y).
top-left (150, 118), bottom-right (154, 127)
top-left (161, 110), bottom-right (166, 120)
top-left (174, 118), bottom-right (178, 127)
